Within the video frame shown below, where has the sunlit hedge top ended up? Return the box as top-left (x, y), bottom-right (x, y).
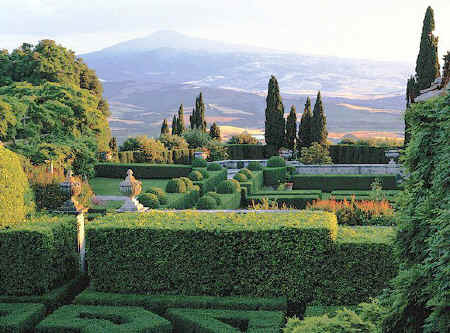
top-left (88, 210), bottom-right (338, 236)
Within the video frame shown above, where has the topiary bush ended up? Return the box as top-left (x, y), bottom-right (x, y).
top-left (247, 161), bottom-right (263, 171)
top-left (196, 195), bottom-right (218, 210)
top-left (239, 168), bottom-right (253, 179)
top-left (192, 158), bottom-right (207, 168)
top-left (145, 187), bottom-right (168, 205)
top-left (207, 163), bottom-right (223, 171)
top-left (217, 180), bottom-right (238, 194)
top-left (205, 192), bottom-right (222, 206)
top-left (233, 173), bottom-right (248, 182)
top-left (166, 178), bottom-right (187, 193)
top-left (267, 156), bottom-right (286, 167)
top-left (231, 179), bottom-right (241, 192)
top-left (188, 170), bottom-right (203, 181)
top-left (179, 177), bottom-right (195, 191)
top-left (137, 193), bottom-right (160, 209)
top-left (197, 168), bottom-right (209, 179)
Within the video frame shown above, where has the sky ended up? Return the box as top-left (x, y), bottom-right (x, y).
top-left (1, 0), bottom-right (449, 63)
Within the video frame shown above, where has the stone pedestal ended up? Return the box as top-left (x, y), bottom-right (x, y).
top-left (117, 169), bottom-right (148, 212)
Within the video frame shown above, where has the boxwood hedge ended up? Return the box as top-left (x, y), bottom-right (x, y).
top-left (0, 303), bottom-right (46, 333)
top-left (194, 169), bottom-right (227, 195)
top-left (239, 171), bottom-right (264, 195)
top-left (263, 167), bottom-right (287, 186)
top-left (95, 163), bottom-right (192, 179)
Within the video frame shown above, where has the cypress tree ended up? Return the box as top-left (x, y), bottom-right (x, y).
top-left (264, 75), bottom-right (285, 149)
top-left (109, 137), bottom-right (118, 156)
top-left (171, 115), bottom-right (178, 135)
top-left (311, 91), bottom-right (328, 146)
top-left (209, 122), bottom-right (221, 141)
top-left (415, 6), bottom-right (440, 90)
top-left (161, 118), bottom-right (170, 136)
top-left (177, 104), bottom-right (185, 134)
top-left (298, 97), bottom-right (313, 149)
top-left (441, 51), bottom-right (450, 88)
top-left (285, 105), bottom-right (297, 150)
top-left (190, 92), bottom-right (207, 132)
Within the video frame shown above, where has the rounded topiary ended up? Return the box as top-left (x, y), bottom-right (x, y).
top-left (239, 168), bottom-right (253, 179)
top-left (231, 179), bottom-right (241, 192)
top-left (188, 170), bottom-right (203, 181)
top-left (137, 193), bottom-right (160, 208)
top-left (267, 156), bottom-right (286, 167)
top-left (217, 180), bottom-right (240, 194)
top-left (0, 146), bottom-right (34, 226)
top-left (166, 178), bottom-right (187, 193)
top-left (197, 168), bottom-right (209, 179)
top-left (145, 187), bottom-right (168, 205)
top-left (205, 191), bottom-right (222, 206)
top-left (196, 195), bottom-right (218, 210)
top-left (233, 173), bottom-right (248, 182)
top-left (207, 163), bottom-right (223, 171)
top-left (192, 158), bottom-right (207, 168)
top-left (179, 177), bottom-right (195, 191)
top-left (247, 161), bottom-right (263, 171)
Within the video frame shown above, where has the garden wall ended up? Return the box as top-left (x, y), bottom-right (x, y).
top-left (294, 164), bottom-right (401, 175)
top-left (95, 163), bottom-right (192, 178)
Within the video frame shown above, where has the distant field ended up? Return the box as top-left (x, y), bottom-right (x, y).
top-left (90, 177), bottom-right (170, 196)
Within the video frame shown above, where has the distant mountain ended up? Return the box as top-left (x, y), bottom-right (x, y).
top-left (81, 30), bottom-right (411, 142)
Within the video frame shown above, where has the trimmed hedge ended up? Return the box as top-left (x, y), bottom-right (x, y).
top-left (168, 188), bottom-right (200, 210)
top-left (247, 161), bottom-right (263, 171)
top-left (304, 305), bottom-right (357, 318)
top-left (239, 168), bottom-right (253, 179)
top-left (207, 163), bottom-right (223, 171)
top-left (86, 211), bottom-right (337, 303)
top-left (216, 192), bottom-right (242, 210)
top-left (0, 303), bottom-right (46, 333)
top-left (0, 216), bottom-right (78, 296)
top-left (35, 305), bottom-right (172, 333)
top-left (205, 192), bottom-right (222, 206)
top-left (166, 179), bottom-right (187, 193)
top-left (188, 170), bottom-right (203, 181)
top-left (233, 173), bottom-right (248, 182)
top-left (145, 187), bottom-right (168, 205)
top-left (166, 308), bottom-right (284, 333)
top-left (95, 163), bottom-right (192, 179)
top-left (239, 171), bottom-right (264, 196)
top-left (74, 290), bottom-right (287, 315)
top-left (197, 196), bottom-right (218, 210)
top-left (267, 156), bottom-right (286, 167)
top-left (226, 144), bottom-right (265, 160)
top-left (263, 167), bottom-right (287, 186)
top-left (329, 145), bottom-right (388, 164)
top-left (254, 190), bottom-right (322, 196)
top-left (119, 149), bottom-right (193, 165)
top-left (293, 174), bottom-right (398, 192)
top-left (192, 158), bottom-right (207, 168)
top-left (136, 193), bottom-right (160, 209)
top-left (247, 194), bottom-right (320, 209)
top-left (217, 180), bottom-right (238, 194)
top-left (194, 169), bottom-right (227, 196)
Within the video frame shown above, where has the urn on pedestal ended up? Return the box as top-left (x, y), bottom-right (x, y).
top-left (58, 170), bottom-right (85, 213)
top-left (117, 169), bottom-right (148, 212)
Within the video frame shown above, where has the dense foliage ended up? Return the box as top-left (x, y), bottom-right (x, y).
top-left (300, 142), bottom-right (332, 164)
top-left (265, 75), bottom-right (285, 149)
top-left (311, 91), bottom-right (328, 146)
top-left (209, 122), bottom-right (221, 141)
top-left (286, 105), bottom-right (297, 151)
top-left (267, 156), bottom-right (286, 167)
top-left (228, 131), bottom-right (259, 144)
top-left (158, 134), bottom-right (188, 150)
top-left (298, 97), bottom-right (313, 150)
top-left (382, 94), bottom-right (449, 333)
top-left (190, 92), bottom-right (207, 131)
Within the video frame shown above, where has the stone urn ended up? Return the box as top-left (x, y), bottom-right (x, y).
top-left (117, 169), bottom-right (147, 212)
top-left (59, 170), bottom-right (84, 213)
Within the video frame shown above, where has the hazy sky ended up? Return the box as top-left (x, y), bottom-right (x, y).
top-left (2, 0), bottom-right (449, 63)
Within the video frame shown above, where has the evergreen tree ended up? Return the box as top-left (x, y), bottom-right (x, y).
top-left (441, 51), bottom-right (450, 88)
top-left (190, 92), bottom-right (207, 132)
top-left (264, 75), bottom-right (285, 149)
top-left (311, 91), bottom-right (328, 146)
top-left (161, 118), bottom-right (170, 136)
top-left (285, 105), bottom-right (297, 150)
top-left (209, 122), bottom-right (221, 141)
top-left (177, 104), bottom-right (185, 134)
top-left (298, 97), bottom-right (313, 150)
top-left (405, 76), bottom-right (419, 146)
top-left (171, 115), bottom-right (178, 135)
top-left (415, 6), bottom-right (440, 90)
top-left (109, 137), bottom-right (118, 155)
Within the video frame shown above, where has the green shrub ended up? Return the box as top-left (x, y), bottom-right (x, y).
top-left (226, 144), bottom-right (265, 160)
top-left (205, 192), bottom-right (222, 206)
top-left (247, 195), bottom-right (320, 209)
top-left (95, 163), bottom-right (192, 179)
top-left (0, 146), bottom-right (33, 226)
top-left (196, 167), bottom-right (210, 179)
top-left (169, 187), bottom-right (200, 210)
top-left (179, 177), bottom-right (195, 191)
top-left (238, 171), bottom-right (264, 196)
top-left (32, 183), bottom-right (67, 211)
top-left (193, 169), bottom-right (227, 195)
top-left (217, 180), bottom-right (237, 194)
top-left (0, 215), bottom-right (78, 296)
top-left (216, 192), bottom-right (241, 210)
top-left (188, 170), bottom-right (203, 181)
top-left (304, 305), bottom-right (358, 318)
top-left (192, 158), bottom-right (207, 168)
top-left (74, 290), bottom-right (287, 315)
top-left (230, 179), bottom-right (241, 192)
top-left (239, 168), bottom-right (253, 179)
top-left (233, 172), bottom-right (248, 182)
top-left (299, 142), bottom-right (332, 164)
top-left (263, 167), bottom-right (287, 186)
top-left (145, 187), bottom-right (168, 205)
top-left (166, 179), bottom-right (187, 193)
top-left (167, 308), bottom-right (284, 333)
top-left (197, 195), bottom-right (218, 210)
top-left (267, 156), bottom-right (286, 167)
top-left (207, 163), bottom-right (223, 171)
top-left (0, 303), bottom-right (46, 333)
top-left (137, 193), bottom-right (160, 209)
top-left (247, 161), bottom-right (263, 171)
top-left (292, 174), bottom-right (398, 192)
top-left (329, 145), bottom-right (388, 164)
top-left (35, 305), bottom-right (172, 333)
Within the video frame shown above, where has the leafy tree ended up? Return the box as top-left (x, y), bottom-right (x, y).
top-left (228, 131), bottom-right (259, 144)
top-left (109, 137), bottom-right (118, 156)
top-left (285, 105), bottom-right (297, 150)
top-left (209, 122), bottom-right (221, 141)
top-left (177, 104), bottom-right (185, 134)
top-left (299, 142), bottom-right (332, 164)
top-left (172, 115), bottom-right (178, 135)
top-left (160, 118), bottom-right (170, 136)
top-left (120, 137), bottom-right (140, 151)
top-left (0, 98), bottom-right (16, 139)
top-left (190, 92), bottom-right (207, 131)
top-left (264, 75), bottom-right (285, 149)
top-left (183, 129), bottom-right (211, 148)
top-left (159, 134), bottom-right (188, 150)
top-left (298, 97), bottom-right (313, 150)
top-left (206, 140), bottom-right (229, 161)
top-left (415, 6), bottom-right (440, 90)
top-left (311, 91), bottom-right (328, 146)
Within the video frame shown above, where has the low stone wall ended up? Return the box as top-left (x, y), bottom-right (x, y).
top-left (294, 163), bottom-right (401, 175)
top-left (212, 159), bottom-right (269, 168)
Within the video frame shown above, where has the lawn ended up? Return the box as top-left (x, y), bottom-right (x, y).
top-left (90, 177), bottom-right (171, 196)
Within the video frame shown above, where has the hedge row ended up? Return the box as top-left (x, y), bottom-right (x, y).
top-left (304, 305), bottom-right (357, 318)
top-left (329, 145), bottom-right (388, 164)
top-left (168, 188), bottom-right (201, 209)
top-left (0, 215), bottom-right (78, 296)
top-left (0, 303), bottom-right (46, 333)
top-left (247, 194), bottom-right (320, 209)
top-left (216, 192), bottom-right (242, 210)
top-left (193, 168), bottom-right (227, 196)
top-left (263, 167), bottom-right (287, 186)
top-left (254, 190), bottom-right (322, 197)
top-left (239, 171), bottom-right (264, 195)
top-left (95, 163), bottom-right (192, 179)
top-left (226, 144), bottom-right (265, 160)
top-left (74, 290), bottom-right (287, 315)
top-left (293, 174), bottom-right (398, 192)
top-left (119, 149), bottom-right (194, 164)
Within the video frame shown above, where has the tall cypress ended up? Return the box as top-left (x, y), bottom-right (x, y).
top-left (264, 75), bottom-right (285, 149)
top-left (285, 105), bottom-right (297, 150)
top-left (190, 92), bottom-right (207, 132)
top-left (177, 104), bottom-right (185, 134)
top-left (171, 115), bottom-right (178, 135)
top-left (209, 122), bottom-right (221, 141)
top-left (161, 118), bottom-right (170, 136)
top-left (415, 6), bottom-right (440, 90)
top-left (311, 91), bottom-right (328, 146)
top-left (298, 97), bottom-right (313, 149)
